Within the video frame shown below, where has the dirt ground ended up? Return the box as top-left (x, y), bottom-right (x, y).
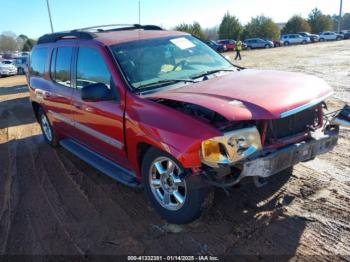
top-left (0, 40), bottom-right (350, 259)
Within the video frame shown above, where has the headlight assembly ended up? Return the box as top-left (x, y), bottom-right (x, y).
top-left (201, 126), bottom-right (262, 167)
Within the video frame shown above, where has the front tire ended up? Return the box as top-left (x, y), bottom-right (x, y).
top-left (284, 41), bottom-right (289, 46)
top-left (38, 108), bottom-right (58, 147)
top-left (142, 148), bottom-right (210, 224)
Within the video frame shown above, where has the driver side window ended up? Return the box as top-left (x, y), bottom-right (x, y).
top-left (76, 47), bottom-right (114, 90)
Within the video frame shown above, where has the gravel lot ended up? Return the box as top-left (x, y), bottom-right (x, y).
top-left (0, 40), bottom-right (349, 258)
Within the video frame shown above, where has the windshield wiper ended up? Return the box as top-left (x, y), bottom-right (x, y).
top-left (137, 78), bottom-right (196, 90)
top-left (190, 69), bottom-right (235, 79)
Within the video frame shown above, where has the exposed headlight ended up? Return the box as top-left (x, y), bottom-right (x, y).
top-left (201, 126), bottom-right (262, 167)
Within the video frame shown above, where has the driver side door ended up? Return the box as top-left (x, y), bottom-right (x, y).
top-left (70, 46), bottom-right (130, 168)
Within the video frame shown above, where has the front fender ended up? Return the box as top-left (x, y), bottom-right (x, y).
top-left (125, 93), bottom-right (221, 178)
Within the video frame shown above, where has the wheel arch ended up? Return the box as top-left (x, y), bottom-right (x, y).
top-left (31, 101), bottom-right (41, 122)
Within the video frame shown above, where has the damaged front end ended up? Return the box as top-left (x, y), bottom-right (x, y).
top-left (152, 97), bottom-right (348, 189)
top-left (199, 103), bottom-right (347, 189)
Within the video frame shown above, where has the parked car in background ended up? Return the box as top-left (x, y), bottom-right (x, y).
top-left (298, 32), bottom-right (319, 42)
top-left (244, 38), bottom-right (274, 49)
top-left (13, 56), bottom-right (29, 74)
top-left (280, 34), bottom-right (311, 45)
top-left (0, 60), bottom-right (17, 77)
top-left (2, 52), bottom-right (20, 60)
top-left (217, 39), bottom-right (236, 51)
top-left (20, 52), bottom-right (30, 56)
top-left (319, 32), bottom-right (343, 41)
top-left (340, 30), bottom-right (350, 40)
top-left (272, 39), bottom-right (282, 47)
top-left (206, 40), bottom-right (226, 52)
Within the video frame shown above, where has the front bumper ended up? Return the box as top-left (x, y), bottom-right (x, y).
top-left (240, 128), bottom-right (338, 179)
top-left (202, 127), bottom-right (338, 187)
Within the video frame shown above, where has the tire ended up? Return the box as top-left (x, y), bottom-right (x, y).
top-left (264, 44), bottom-right (270, 48)
top-left (246, 46), bottom-right (252, 50)
top-left (38, 108), bottom-right (59, 147)
top-left (336, 37), bottom-right (341, 41)
top-left (302, 40), bottom-right (307, 44)
top-left (320, 38), bottom-right (325, 42)
top-left (284, 41), bottom-right (289, 46)
top-left (142, 147), bottom-right (211, 224)
top-left (18, 67), bottom-right (24, 75)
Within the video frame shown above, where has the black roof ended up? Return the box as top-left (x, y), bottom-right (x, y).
top-left (37, 24), bottom-right (163, 44)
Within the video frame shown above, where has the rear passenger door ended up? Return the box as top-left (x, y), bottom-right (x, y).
top-left (45, 46), bottom-right (75, 135)
top-left (70, 46), bottom-right (129, 167)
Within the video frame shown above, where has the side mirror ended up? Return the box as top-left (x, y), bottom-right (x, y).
top-left (81, 83), bottom-right (115, 102)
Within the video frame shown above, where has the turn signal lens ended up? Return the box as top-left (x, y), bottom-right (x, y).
top-left (202, 140), bottom-right (221, 162)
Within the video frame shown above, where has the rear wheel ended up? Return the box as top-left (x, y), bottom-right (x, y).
top-left (38, 108), bottom-right (58, 147)
top-left (142, 148), bottom-right (210, 224)
top-left (320, 38), bottom-right (325, 42)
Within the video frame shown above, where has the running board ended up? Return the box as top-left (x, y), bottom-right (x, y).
top-left (59, 139), bottom-right (140, 187)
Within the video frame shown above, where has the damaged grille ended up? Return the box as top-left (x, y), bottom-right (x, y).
top-left (265, 105), bottom-right (320, 143)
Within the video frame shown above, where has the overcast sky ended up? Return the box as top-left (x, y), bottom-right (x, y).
top-left (0, 0), bottom-right (348, 38)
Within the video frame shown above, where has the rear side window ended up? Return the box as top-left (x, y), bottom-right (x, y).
top-left (50, 47), bottom-right (73, 87)
top-left (76, 47), bottom-right (112, 89)
top-left (30, 48), bottom-right (48, 77)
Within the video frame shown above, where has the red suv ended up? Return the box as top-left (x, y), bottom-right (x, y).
top-left (28, 24), bottom-right (341, 224)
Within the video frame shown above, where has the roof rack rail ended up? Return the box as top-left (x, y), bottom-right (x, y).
top-left (37, 31), bottom-right (96, 44)
top-left (76, 24), bottom-right (163, 32)
top-left (76, 24), bottom-right (138, 31)
top-left (37, 24), bottom-right (163, 44)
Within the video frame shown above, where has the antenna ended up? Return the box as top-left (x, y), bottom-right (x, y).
top-left (46, 0), bottom-right (54, 33)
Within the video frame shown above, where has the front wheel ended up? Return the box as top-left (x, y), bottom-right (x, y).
top-left (265, 44), bottom-right (270, 48)
top-left (142, 148), bottom-right (211, 224)
top-left (284, 41), bottom-right (289, 46)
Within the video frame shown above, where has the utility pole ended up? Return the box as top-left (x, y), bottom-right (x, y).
top-left (338, 0), bottom-right (343, 33)
top-left (46, 0), bottom-right (54, 33)
top-left (138, 0), bottom-right (141, 25)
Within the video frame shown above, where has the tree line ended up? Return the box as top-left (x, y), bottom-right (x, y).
top-left (175, 8), bottom-right (350, 40)
top-left (1, 7), bottom-right (349, 53)
top-left (0, 32), bottom-right (36, 53)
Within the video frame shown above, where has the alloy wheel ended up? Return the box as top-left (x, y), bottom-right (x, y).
top-left (149, 156), bottom-right (187, 211)
top-left (41, 113), bottom-right (53, 142)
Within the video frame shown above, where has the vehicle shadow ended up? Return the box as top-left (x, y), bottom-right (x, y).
top-left (196, 168), bottom-right (306, 257)
top-left (0, 84), bottom-right (28, 96)
top-left (0, 132), bottom-right (307, 257)
top-left (0, 96), bottom-right (36, 129)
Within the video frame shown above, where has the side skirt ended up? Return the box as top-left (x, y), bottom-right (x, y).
top-left (59, 139), bottom-right (141, 188)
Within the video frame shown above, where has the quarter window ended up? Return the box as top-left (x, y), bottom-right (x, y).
top-left (50, 47), bottom-right (73, 87)
top-left (30, 48), bottom-right (48, 77)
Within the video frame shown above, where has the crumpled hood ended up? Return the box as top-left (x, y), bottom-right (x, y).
top-left (147, 69), bottom-right (333, 121)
